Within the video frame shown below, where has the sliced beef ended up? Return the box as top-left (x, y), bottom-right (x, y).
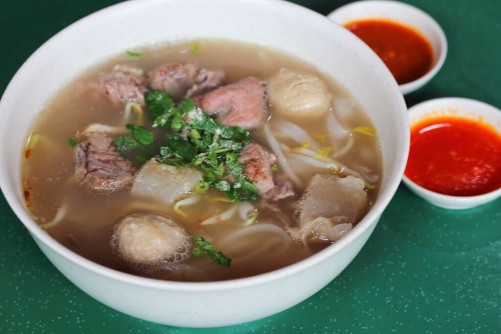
top-left (196, 77), bottom-right (268, 129)
top-left (74, 133), bottom-right (136, 192)
top-left (148, 63), bottom-right (198, 101)
top-left (239, 143), bottom-right (275, 195)
top-left (239, 143), bottom-right (295, 200)
top-left (262, 175), bottom-right (295, 201)
top-left (149, 63), bottom-right (225, 101)
top-left (93, 64), bottom-right (147, 107)
top-left (186, 68), bottom-right (225, 97)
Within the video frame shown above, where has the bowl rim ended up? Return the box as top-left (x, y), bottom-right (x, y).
top-left (0, 0), bottom-right (408, 291)
top-left (402, 97), bottom-right (501, 209)
top-left (327, 0), bottom-right (448, 95)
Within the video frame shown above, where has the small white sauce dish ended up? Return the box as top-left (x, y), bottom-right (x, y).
top-left (327, 0), bottom-right (447, 95)
top-left (402, 97), bottom-right (501, 210)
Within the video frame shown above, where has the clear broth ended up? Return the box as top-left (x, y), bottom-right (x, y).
top-left (22, 40), bottom-right (382, 281)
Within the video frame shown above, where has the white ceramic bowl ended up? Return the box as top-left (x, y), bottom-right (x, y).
top-left (403, 98), bottom-right (501, 210)
top-left (327, 0), bottom-right (447, 95)
top-left (0, 0), bottom-right (409, 327)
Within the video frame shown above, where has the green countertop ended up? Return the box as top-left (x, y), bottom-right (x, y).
top-left (1, 0), bottom-right (499, 333)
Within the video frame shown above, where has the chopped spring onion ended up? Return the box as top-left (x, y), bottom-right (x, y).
top-left (191, 237), bottom-right (232, 267)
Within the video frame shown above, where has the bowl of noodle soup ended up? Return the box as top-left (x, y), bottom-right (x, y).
top-left (0, 0), bottom-right (408, 327)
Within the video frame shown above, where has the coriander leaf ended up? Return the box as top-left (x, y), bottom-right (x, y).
top-left (167, 136), bottom-right (197, 161)
top-left (146, 91), bottom-right (175, 120)
top-left (115, 136), bottom-right (142, 152)
top-left (126, 124), bottom-right (154, 145)
top-left (214, 180), bottom-right (231, 192)
top-left (146, 91), bottom-right (261, 202)
top-left (192, 237), bottom-right (232, 267)
top-left (67, 138), bottom-right (77, 148)
top-left (170, 112), bottom-right (185, 132)
top-left (156, 146), bottom-right (186, 167)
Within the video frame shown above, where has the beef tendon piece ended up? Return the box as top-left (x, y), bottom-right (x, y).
top-left (74, 133), bottom-right (136, 192)
top-left (93, 64), bottom-right (147, 107)
top-left (148, 63), bottom-right (198, 101)
top-left (288, 174), bottom-right (366, 243)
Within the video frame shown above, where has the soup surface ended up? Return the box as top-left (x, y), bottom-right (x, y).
top-left (23, 40), bottom-right (382, 281)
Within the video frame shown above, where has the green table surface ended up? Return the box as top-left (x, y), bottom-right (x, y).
top-left (1, 0), bottom-right (500, 333)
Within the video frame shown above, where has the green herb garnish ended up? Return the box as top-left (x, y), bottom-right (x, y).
top-left (148, 91), bottom-right (259, 201)
top-left (67, 138), bottom-right (77, 148)
top-left (115, 124), bottom-right (154, 152)
top-left (126, 50), bottom-right (144, 57)
top-left (113, 91), bottom-right (260, 201)
top-left (190, 41), bottom-right (202, 55)
top-left (192, 237), bottom-right (232, 267)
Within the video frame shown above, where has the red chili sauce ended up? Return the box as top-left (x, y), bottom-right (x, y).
top-left (345, 19), bottom-right (433, 85)
top-left (405, 116), bottom-right (501, 196)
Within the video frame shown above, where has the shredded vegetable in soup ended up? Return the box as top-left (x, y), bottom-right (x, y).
top-left (22, 40), bottom-right (382, 281)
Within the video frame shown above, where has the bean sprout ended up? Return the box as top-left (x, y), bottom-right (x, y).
top-left (174, 195), bottom-right (201, 217)
top-left (263, 123), bottom-right (303, 187)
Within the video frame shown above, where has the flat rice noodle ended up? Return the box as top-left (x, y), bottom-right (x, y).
top-left (263, 123), bottom-right (303, 187)
top-left (218, 223), bottom-right (290, 261)
top-left (325, 110), bottom-right (349, 140)
top-left (271, 118), bottom-right (322, 150)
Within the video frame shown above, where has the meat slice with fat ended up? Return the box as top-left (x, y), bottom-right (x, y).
top-left (148, 63), bottom-right (198, 101)
top-left (239, 143), bottom-right (295, 200)
top-left (74, 133), bottom-right (137, 192)
top-left (196, 77), bottom-right (268, 129)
